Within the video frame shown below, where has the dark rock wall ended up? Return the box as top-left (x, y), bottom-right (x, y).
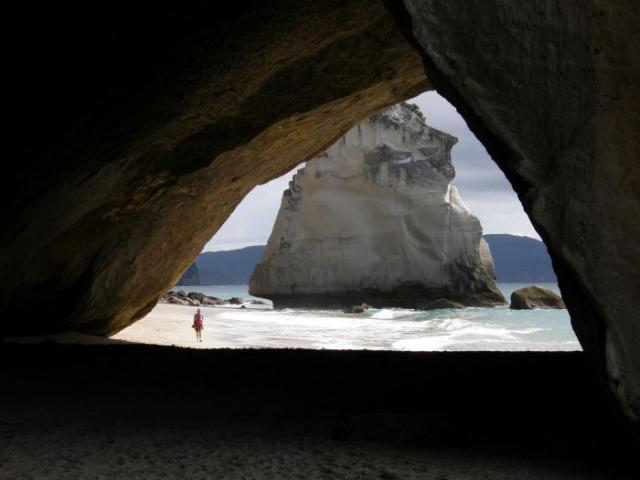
top-left (399, 0), bottom-right (640, 424)
top-left (2, 0), bottom-right (428, 335)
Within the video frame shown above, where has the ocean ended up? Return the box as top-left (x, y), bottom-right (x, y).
top-left (169, 283), bottom-right (580, 351)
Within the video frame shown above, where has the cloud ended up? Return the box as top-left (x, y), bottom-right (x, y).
top-left (411, 91), bottom-right (538, 239)
top-left (203, 167), bottom-right (298, 251)
top-left (204, 92), bottom-right (539, 251)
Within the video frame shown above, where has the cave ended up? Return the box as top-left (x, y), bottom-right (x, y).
top-left (2, 0), bottom-right (639, 476)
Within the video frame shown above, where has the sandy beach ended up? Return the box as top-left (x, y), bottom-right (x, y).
top-left (111, 303), bottom-right (319, 350)
top-left (111, 303), bottom-right (239, 348)
top-left (110, 300), bottom-right (580, 352)
top-left (2, 305), bottom-right (629, 478)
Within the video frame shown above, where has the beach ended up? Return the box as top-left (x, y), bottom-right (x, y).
top-left (112, 285), bottom-right (580, 352)
top-left (3, 290), bottom-right (609, 479)
top-left (111, 303), bottom-right (238, 349)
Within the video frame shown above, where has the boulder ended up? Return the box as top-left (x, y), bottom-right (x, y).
top-left (160, 291), bottom-right (180, 304)
top-left (187, 297), bottom-right (200, 306)
top-left (510, 286), bottom-right (565, 310)
top-left (200, 296), bottom-right (222, 306)
top-left (250, 104), bottom-right (505, 309)
top-left (344, 303), bottom-right (371, 314)
top-left (160, 291), bottom-right (223, 307)
top-left (167, 296), bottom-right (188, 306)
top-left (226, 297), bottom-right (243, 305)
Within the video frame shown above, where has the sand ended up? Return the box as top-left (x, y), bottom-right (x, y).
top-left (2, 306), bottom-right (635, 479)
top-left (1, 345), bottom-right (635, 479)
top-left (1, 420), bottom-right (612, 480)
top-left (5, 304), bottom-right (244, 349)
top-left (111, 303), bottom-right (237, 348)
top-left (111, 303), bottom-right (320, 350)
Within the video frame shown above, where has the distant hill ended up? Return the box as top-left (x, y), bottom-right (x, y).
top-left (176, 236), bottom-right (556, 285)
top-left (176, 263), bottom-right (201, 286)
top-left (194, 245), bottom-right (266, 285)
top-left (483, 234), bottom-right (556, 283)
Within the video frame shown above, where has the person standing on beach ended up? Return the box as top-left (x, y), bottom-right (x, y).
top-left (192, 308), bottom-right (204, 342)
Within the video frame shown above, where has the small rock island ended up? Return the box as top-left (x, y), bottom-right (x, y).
top-left (249, 103), bottom-right (506, 309)
top-left (510, 285), bottom-right (565, 310)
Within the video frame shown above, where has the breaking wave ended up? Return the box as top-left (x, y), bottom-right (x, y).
top-left (177, 283), bottom-right (581, 351)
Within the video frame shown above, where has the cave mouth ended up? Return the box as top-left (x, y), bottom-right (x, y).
top-left (3, 2), bottom-right (638, 476)
top-left (110, 94), bottom-right (579, 354)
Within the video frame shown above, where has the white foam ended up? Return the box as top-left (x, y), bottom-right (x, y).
top-left (135, 300), bottom-right (579, 352)
top-left (393, 335), bottom-right (455, 351)
top-left (371, 309), bottom-right (394, 319)
top-left (438, 318), bottom-right (473, 331)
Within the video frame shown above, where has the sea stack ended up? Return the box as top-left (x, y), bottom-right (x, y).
top-left (249, 103), bottom-right (505, 309)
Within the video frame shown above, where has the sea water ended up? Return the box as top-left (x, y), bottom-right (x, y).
top-left (170, 283), bottom-right (580, 351)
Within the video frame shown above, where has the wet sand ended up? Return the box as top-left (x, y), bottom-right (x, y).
top-left (0, 344), bottom-right (636, 479)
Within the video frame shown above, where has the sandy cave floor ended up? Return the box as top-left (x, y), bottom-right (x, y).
top-left (1, 419), bottom-right (615, 480)
top-left (0, 344), bottom-right (636, 479)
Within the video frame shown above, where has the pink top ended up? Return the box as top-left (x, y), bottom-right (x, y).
top-left (193, 313), bottom-right (204, 330)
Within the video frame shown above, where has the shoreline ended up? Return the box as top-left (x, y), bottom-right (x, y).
top-left (114, 301), bottom-right (577, 352)
top-left (5, 300), bottom-right (578, 351)
top-left (113, 302), bottom-right (579, 351)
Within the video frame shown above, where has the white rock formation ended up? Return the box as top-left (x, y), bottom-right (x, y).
top-left (249, 104), bottom-right (505, 309)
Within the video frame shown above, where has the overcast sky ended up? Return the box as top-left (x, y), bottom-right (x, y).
top-left (203, 91), bottom-right (538, 252)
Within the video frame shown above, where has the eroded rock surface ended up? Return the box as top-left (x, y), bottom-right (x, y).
top-left (400, 0), bottom-right (640, 423)
top-left (510, 286), bottom-right (565, 310)
top-left (250, 104), bottom-right (505, 309)
top-left (2, 1), bottom-right (427, 336)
